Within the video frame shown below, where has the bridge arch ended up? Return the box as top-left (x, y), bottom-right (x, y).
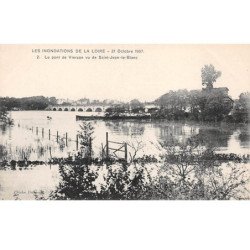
top-left (58, 108), bottom-right (62, 111)
top-left (86, 108), bottom-right (93, 112)
top-left (71, 108), bottom-right (76, 111)
top-left (78, 108), bottom-right (84, 112)
top-left (95, 107), bottom-right (102, 112)
top-left (53, 108), bottom-right (57, 111)
top-left (64, 108), bottom-right (69, 111)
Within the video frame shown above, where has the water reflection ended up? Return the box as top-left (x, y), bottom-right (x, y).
top-left (190, 128), bottom-right (233, 148)
top-left (153, 121), bottom-right (199, 145)
top-left (0, 111), bottom-right (249, 162)
top-left (104, 121), bottom-right (145, 136)
top-left (239, 131), bottom-right (250, 148)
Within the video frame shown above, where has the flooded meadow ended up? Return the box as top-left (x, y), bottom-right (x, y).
top-left (0, 111), bottom-right (249, 200)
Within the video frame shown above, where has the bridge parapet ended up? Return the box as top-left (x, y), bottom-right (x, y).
top-left (46, 103), bottom-right (160, 112)
top-left (47, 105), bottom-right (109, 112)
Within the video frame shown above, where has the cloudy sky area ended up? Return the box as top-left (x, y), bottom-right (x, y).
top-left (0, 45), bottom-right (249, 101)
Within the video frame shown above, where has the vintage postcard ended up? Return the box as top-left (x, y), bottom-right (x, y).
top-left (0, 44), bottom-right (249, 200)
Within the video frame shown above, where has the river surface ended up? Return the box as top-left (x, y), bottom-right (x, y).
top-left (0, 111), bottom-right (249, 199)
top-left (1, 111), bottom-right (249, 160)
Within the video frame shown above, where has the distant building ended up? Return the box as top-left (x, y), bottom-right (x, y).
top-left (202, 87), bottom-right (229, 95)
top-left (76, 98), bottom-right (90, 105)
top-left (57, 98), bottom-right (74, 105)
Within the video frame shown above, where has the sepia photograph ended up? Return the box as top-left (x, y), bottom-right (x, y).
top-left (1, 1), bottom-right (250, 250)
top-left (0, 44), bottom-right (249, 200)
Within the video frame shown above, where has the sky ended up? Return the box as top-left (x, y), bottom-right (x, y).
top-left (0, 44), bottom-right (250, 101)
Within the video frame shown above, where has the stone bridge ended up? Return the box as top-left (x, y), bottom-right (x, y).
top-left (46, 105), bottom-right (109, 112)
top-left (46, 104), bottom-right (159, 113)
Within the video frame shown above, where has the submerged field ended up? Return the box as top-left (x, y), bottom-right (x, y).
top-left (0, 111), bottom-right (249, 200)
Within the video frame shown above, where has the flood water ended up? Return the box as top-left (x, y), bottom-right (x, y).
top-left (0, 111), bottom-right (250, 199)
top-left (1, 111), bottom-right (249, 160)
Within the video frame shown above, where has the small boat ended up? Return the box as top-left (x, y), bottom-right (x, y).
top-left (76, 113), bottom-right (151, 121)
top-left (47, 116), bottom-right (52, 120)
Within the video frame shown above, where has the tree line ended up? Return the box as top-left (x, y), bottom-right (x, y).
top-left (154, 65), bottom-right (249, 123)
top-left (154, 88), bottom-right (240, 122)
top-left (0, 96), bottom-right (57, 111)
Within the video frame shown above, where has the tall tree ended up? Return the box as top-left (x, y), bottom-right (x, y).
top-left (201, 64), bottom-right (221, 90)
top-left (155, 89), bottom-right (189, 120)
top-left (130, 99), bottom-right (144, 113)
top-left (203, 91), bottom-right (233, 122)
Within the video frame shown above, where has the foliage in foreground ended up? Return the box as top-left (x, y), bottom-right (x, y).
top-left (49, 141), bottom-right (249, 200)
